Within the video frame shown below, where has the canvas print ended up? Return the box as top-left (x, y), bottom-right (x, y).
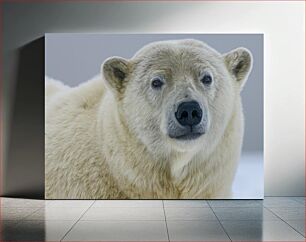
top-left (45, 34), bottom-right (263, 199)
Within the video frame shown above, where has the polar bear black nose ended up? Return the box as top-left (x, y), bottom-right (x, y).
top-left (175, 101), bottom-right (203, 127)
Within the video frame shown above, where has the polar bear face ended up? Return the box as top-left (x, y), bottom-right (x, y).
top-left (102, 39), bottom-right (252, 155)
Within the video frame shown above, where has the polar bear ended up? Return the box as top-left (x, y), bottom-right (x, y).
top-left (45, 39), bottom-right (252, 199)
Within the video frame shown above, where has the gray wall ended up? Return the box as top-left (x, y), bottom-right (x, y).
top-left (2, 2), bottom-right (304, 197)
top-left (45, 33), bottom-right (263, 153)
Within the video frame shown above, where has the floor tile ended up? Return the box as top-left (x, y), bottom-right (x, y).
top-left (0, 220), bottom-right (20, 240)
top-left (163, 200), bottom-right (209, 207)
top-left (268, 207), bottom-right (305, 220)
top-left (92, 200), bottom-right (163, 208)
top-left (264, 197), bottom-right (304, 207)
top-left (0, 220), bottom-right (20, 231)
top-left (221, 220), bottom-right (305, 241)
top-left (81, 207), bottom-right (165, 221)
top-left (63, 220), bottom-right (168, 241)
top-left (45, 200), bottom-right (94, 208)
top-left (165, 207), bottom-right (217, 221)
top-left (286, 220), bottom-right (305, 236)
top-left (213, 207), bottom-right (279, 220)
top-left (208, 199), bottom-right (263, 208)
top-left (1, 197), bottom-right (305, 241)
top-left (26, 207), bottom-right (88, 220)
top-left (1, 198), bottom-right (45, 208)
top-left (167, 220), bottom-right (230, 241)
top-left (0, 207), bottom-right (39, 220)
top-left (291, 197), bottom-right (305, 206)
top-left (1, 220), bottom-right (75, 241)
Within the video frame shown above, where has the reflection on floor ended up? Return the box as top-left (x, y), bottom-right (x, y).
top-left (0, 197), bottom-right (304, 241)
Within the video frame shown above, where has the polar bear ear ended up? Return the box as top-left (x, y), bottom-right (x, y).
top-left (223, 47), bottom-right (253, 90)
top-left (102, 57), bottom-right (131, 94)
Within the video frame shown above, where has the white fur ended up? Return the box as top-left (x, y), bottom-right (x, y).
top-left (45, 77), bottom-right (69, 102)
top-left (45, 39), bottom-right (252, 199)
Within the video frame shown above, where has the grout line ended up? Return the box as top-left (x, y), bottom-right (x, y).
top-left (265, 206), bottom-right (305, 238)
top-left (207, 201), bottom-right (232, 242)
top-left (162, 200), bottom-right (170, 242)
top-left (60, 200), bottom-right (95, 241)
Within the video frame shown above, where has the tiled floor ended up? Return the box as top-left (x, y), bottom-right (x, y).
top-left (0, 197), bottom-right (304, 241)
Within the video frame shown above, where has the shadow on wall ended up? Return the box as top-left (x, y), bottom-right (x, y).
top-left (4, 37), bottom-right (45, 199)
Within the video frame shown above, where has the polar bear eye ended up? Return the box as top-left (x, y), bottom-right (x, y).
top-left (201, 73), bottom-right (213, 86)
top-left (151, 77), bottom-right (164, 89)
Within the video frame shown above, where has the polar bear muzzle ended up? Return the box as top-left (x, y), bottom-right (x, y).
top-left (175, 101), bottom-right (202, 127)
top-left (168, 100), bottom-right (207, 141)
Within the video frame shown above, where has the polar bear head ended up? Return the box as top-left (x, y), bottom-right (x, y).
top-left (102, 39), bottom-right (252, 156)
